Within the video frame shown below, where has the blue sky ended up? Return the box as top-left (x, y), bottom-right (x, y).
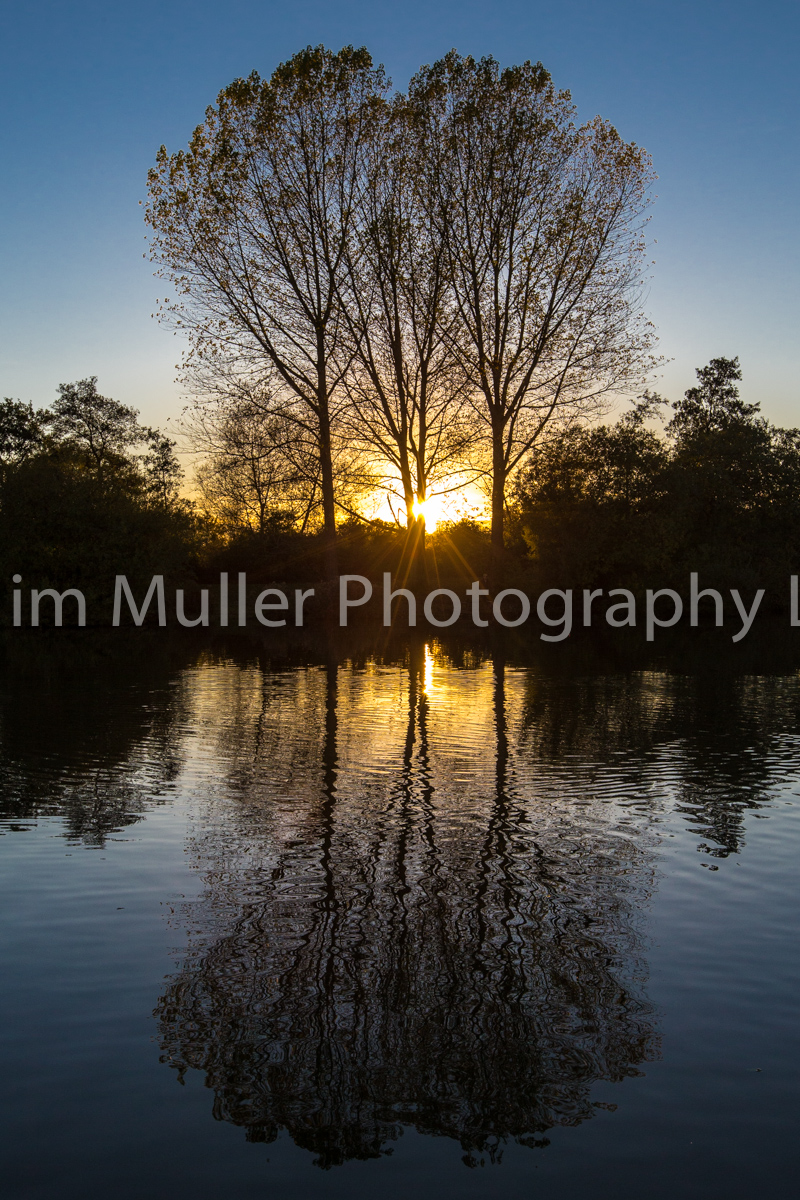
top-left (1, 0), bottom-right (797, 429)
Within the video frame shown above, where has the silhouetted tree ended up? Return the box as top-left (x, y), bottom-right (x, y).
top-left (141, 429), bottom-right (184, 508)
top-left (515, 395), bottom-right (669, 586)
top-left (342, 91), bottom-right (475, 543)
top-left (44, 377), bottom-right (143, 479)
top-left (409, 52), bottom-right (657, 576)
top-left (147, 46), bottom-right (389, 581)
top-left (667, 356), bottom-right (758, 440)
top-left (0, 379), bottom-right (197, 613)
top-left (0, 399), bottom-right (43, 471)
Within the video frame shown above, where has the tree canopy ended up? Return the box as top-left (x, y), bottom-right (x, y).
top-left (147, 44), bottom-right (657, 581)
top-left (0, 381), bottom-right (196, 612)
top-left (514, 358), bottom-right (800, 594)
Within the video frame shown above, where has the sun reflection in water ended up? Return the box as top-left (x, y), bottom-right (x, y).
top-left (423, 643), bottom-right (435, 695)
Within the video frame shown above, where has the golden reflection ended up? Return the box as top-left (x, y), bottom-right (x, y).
top-left (422, 642), bottom-right (435, 695)
top-left (156, 652), bottom-right (663, 1167)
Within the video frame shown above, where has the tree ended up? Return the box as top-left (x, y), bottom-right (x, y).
top-left (514, 357), bottom-right (800, 592)
top-left (147, 45), bottom-right (389, 581)
top-left (188, 386), bottom-right (318, 534)
top-left (410, 52), bottom-right (657, 577)
top-left (664, 357), bottom-right (782, 566)
top-left (44, 377), bottom-right (143, 478)
top-left (667, 356), bottom-right (759, 440)
top-left (0, 380), bottom-right (200, 606)
top-left (183, 367), bottom-right (378, 535)
top-left (515, 400), bottom-right (669, 586)
top-left (0, 399), bottom-right (43, 471)
top-left (141, 429), bottom-right (184, 509)
top-left (341, 93), bottom-right (475, 549)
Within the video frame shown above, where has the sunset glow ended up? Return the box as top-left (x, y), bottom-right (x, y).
top-left (411, 496), bottom-right (447, 531)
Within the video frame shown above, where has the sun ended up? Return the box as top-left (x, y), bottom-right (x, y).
top-left (411, 496), bottom-right (447, 531)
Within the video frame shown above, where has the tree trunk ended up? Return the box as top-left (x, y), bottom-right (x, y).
top-left (316, 343), bottom-right (338, 583)
top-left (490, 422), bottom-right (506, 589)
top-left (396, 453), bottom-right (426, 591)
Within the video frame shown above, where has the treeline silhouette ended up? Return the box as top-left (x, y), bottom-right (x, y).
top-left (202, 355), bottom-right (800, 601)
top-left (0, 378), bottom-right (202, 612)
top-left (5, 47), bottom-right (793, 611)
top-left (3, 357), bottom-right (798, 618)
top-left (512, 356), bottom-right (800, 597)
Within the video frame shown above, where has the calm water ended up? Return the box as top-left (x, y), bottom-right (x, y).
top-left (1, 633), bottom-right (798, 1199)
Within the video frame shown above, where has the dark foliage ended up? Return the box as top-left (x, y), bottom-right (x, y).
top-left (0, 381), bottom-right (204, 621)
top-left (514, 358), bottom-right (800, 596)
top-left (4, 359), bottom-right (797, 622)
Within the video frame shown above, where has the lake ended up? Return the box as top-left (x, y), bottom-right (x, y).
top-left (1, 631), bottom-right (798, 1198)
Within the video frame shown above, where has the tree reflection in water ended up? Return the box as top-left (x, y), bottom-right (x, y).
top-left (156, 645), bottom-right (661, 1167)
top-left (5, 631), bottom-right (793, 1164)
top-left (518, 667), bottom-right (800, 857)
top-left (0, 634), bottom-right (192, 843)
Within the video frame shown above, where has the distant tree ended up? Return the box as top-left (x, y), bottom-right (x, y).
top-left (0, 399), bottom-right (43, 469)
top-left (141, 429), bottom-right (184, 508)
top-left (184, 370), bottom-right (377, 535)
top-left (521, 402), bottom-right (667, 511)
top-left (189, 391), bottom-right (314, 534)
top-left (45, 377), bottom-right (143, 477)
top-left (147, 45), bottom-right (389, 580)
top-left (667, 356), bottom-right (759, 440)
top-left (0, 378), bottom-right (201, 614)
top-left (515, 401), bottom-right (669, 585)
top-left (409, 52), bottom-right (658, 577)
top-left (515, 357), bottom-right (800, 592)
top-left (664, 358), bottom-right (789, 569)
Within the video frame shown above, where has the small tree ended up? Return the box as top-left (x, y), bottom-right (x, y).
top-left (189, 390), bottom-right (316, 533)
top-left (141, 429), bottom-right (184, 508)
top-left (184, 367), bottom-right (377, 534)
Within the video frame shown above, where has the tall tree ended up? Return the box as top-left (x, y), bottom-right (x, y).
top-left (342, 94), bottom-right (474, 547)
top-left (147, 45), bottom-right (388, 581)
top-left (410, 52), bottom-right (657, 576)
